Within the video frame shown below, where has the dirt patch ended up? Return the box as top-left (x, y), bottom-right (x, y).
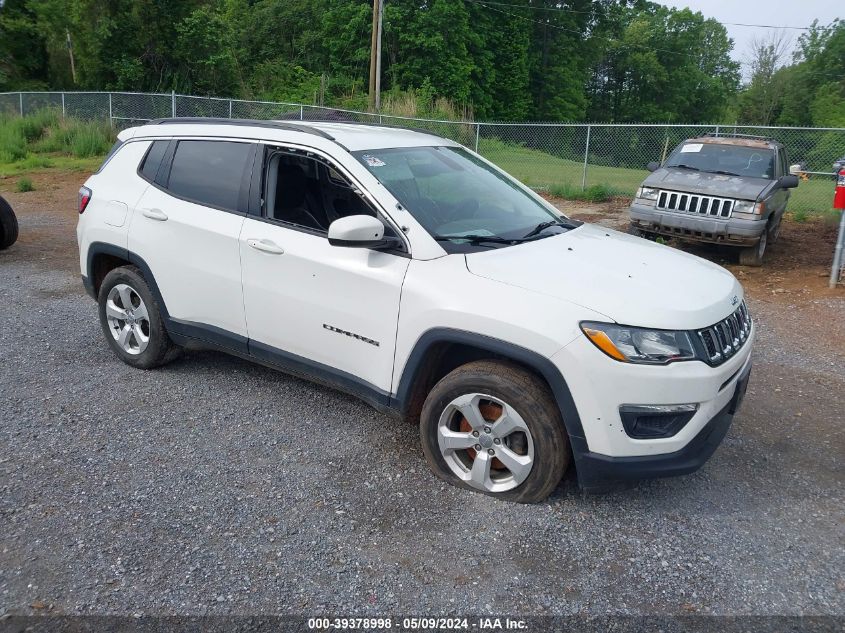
top-left (0, 169), bottom-right (87, 274)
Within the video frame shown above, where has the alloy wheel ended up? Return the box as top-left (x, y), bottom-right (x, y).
top-left (105, 283), bottom-right (151, 355)
top-left (436, 393), bottom-right (535, 493)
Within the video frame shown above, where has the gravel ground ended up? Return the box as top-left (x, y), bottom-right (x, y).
top-left (1, 189), bottom-right (844, 618)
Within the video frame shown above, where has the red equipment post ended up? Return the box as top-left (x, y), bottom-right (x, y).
top-left (835, 169), bottom-right (845, 210)
top-left (831, 169), bottom-right (845, 287)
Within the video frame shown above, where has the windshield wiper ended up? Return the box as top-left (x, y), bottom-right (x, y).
top-left (710, 170), bottom-right (740, 177)
top-left (521, 218), bottom-right (577, 239)
top-left (670, 164), bottom-right (700, 171)
top-left (433, 234), bottom-right (521, 245)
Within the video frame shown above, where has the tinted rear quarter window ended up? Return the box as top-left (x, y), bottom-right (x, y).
top-left (139, 140), bottom-right (169, 182)
top-left (166, 140), bottom-right (252, 211)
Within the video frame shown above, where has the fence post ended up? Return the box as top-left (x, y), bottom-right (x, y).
top-left (475, 123), bottom-right (480, 153)
top-left (108, 93), bottom-right (113, 127)
top-left (61, 92), bottom-right (66, 119)
top-left (715, 124), bottom-right (720, 137)
top-left (229, 99), bottom-right (233, 119)
top-left (581, 124), bottom-right (591, 191)
top-left (300, 105), bottom-right (304, 121)
top-left (171, 91), bottom-right (176, 118)
top-left (19, 92), bottom-right (23, 116)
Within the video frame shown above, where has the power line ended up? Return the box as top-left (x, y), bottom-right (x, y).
top-left (467, 0), bottom-right (821, 31)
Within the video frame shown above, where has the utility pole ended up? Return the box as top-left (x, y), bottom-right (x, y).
top-left (368, 0), bottom-right (383, 111)
top-left (66, 29), bottom-right (77, 84)
top-left (375, 0), bottom-right (384, 112)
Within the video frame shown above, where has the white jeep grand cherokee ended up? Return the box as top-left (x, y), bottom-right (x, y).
top-left (77, 118), bottom-right (754, 503)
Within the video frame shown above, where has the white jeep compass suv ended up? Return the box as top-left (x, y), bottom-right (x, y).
top-left (77, 118), bottom-right (754, 503)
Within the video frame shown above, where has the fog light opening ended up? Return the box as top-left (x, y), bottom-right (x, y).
top-left (618, 404), bottom-right (698, 439)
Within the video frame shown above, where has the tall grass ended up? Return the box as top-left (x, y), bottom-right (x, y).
top-left (0, 111), bottom-right (115, 164)
top-left (548, 182), bottom-right (626, 203)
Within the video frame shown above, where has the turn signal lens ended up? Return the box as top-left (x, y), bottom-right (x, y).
top-left (582, 326), bottom-right (629, 362)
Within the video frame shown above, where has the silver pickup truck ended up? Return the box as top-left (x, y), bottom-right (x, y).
top-left (629, 134), bottom-right (799, 266)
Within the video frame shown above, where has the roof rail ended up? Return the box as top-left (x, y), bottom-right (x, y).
top-left (702, 132), bottom-right (779, 143)
top-left (295, 117), bottom-right (445, 137)
top-left (145, 117), bottom-right (336, 141)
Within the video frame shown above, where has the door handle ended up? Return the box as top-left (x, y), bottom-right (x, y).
top-left (142, 207), bottom-right (168, 221)
top-left (247, 238), bottom-right (285, 255)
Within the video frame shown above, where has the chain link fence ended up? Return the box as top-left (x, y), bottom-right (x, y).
top-left (1, 90), bottom-right (843, 220)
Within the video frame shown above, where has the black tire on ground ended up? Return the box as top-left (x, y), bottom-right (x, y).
top-left (627, 224), bottom-right (657, 240)
top-left (98, 265), bottom-right (181, 369)
top-left (738, 229), bottom-right (767, 267)
top-left (768, 215), bottom-right (783, 244)
top-left (419, 360), bottom-right (570, 503)
top-left (0, 195), bottom-right (19, 250)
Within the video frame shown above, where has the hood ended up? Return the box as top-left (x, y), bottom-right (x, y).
top-left (465, 224), bottom-right (743, 330)
top-left (643, 167), bottom-right (770, 200)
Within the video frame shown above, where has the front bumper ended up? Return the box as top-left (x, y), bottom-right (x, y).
top-left (574, 360), bottom-right (751, 491)
top-left (630, 202), bottom-right (765, 246)
top-left (552, 322), bottom-right (754, 489)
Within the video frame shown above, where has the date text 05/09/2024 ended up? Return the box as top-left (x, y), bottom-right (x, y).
top-left (307, 617), bottom-right (529, 630)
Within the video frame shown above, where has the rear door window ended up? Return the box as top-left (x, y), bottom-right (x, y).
top-left (165, 140), bottom-right (253, 212)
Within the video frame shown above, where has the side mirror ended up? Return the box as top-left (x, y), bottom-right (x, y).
top-left (779, 174), bottom-right (799, 189)
top-left (328, 215), bottom-right (400, 249)
top-left (647, 161), bottom-right (660, 172)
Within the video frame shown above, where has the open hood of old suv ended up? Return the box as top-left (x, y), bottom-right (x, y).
top-left (464, 224), bottom-right (742, 330)
top-left (643, 167), bottom-right (770, 200)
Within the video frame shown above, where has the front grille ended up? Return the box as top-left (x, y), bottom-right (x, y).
top-left (696, 302), bottom-right (751, 365)
top-left (657, 190), bottom-right (734, 218)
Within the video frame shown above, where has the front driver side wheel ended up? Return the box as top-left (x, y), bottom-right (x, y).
top-left (420, 360), bottom-right (570, 503)
top-left (738, 229), bottom-right (767, 267)
top-left (98, 266), bottom-right (180, 369)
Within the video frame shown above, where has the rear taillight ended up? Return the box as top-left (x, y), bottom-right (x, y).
top-left (78, 186), bottom-right (92, 214)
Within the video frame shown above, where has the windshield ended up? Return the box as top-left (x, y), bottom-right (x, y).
top-left (353, 146), bottom-right (565, 245)
top-left (665, 142), bottom-right (775, 179)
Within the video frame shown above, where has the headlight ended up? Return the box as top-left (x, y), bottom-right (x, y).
top-left (580, 322), bottom-right (697, 364)
top-left (733, 200), bottom-right (764, 215)
top-left (636, 187), bottom-right (659, 201)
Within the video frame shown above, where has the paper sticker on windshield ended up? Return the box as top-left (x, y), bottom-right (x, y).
top-left (363, 155), bottom-right (386, 167)
top-left (680, 143), bottom-right (703, 153)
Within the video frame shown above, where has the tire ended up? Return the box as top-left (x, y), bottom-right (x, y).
top-left (420, 360), bottom-right (570, 503)
top-left (738, 229), bottom-right (767, 267)
top-left (768, 215), bottom-right (783, 244)
top-left (628, 224), bottom-right (656, 241)
top-left (0, 195), bottom-right (19, 250)
top-left (98, 266), bottom-right (180, 369)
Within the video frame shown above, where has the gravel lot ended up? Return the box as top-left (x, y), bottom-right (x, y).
top-left (1, 179), bottom-right (844, 618)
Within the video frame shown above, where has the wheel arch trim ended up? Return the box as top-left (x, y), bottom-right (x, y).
top-left (393, 328), bottom-right (587, 445)
top-left (85, 241), bottom-right (248, 354)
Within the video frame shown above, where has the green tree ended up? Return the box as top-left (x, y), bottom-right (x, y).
top-left (0, 0), bottom-right (49, 90)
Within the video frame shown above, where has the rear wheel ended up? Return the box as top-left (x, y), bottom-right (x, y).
top-left (738, 229), bottom-right (767, 267)
top-left (0, 195), bottom-right (19, 250)
top-left (98, 266), bottom-right (180, 369)
top-left (420, 360), bottom-right (569, 503)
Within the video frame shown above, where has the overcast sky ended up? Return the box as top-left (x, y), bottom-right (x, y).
top-left (655, 0), bottom-right (840, 78)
